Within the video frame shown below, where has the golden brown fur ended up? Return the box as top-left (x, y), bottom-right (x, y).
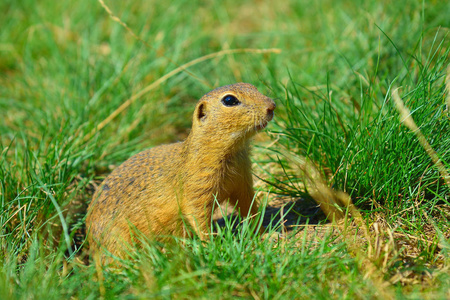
top-left (86, 83), bottom-right (275, 262)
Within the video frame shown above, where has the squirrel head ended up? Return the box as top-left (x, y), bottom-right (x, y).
top-left (191, 83), bottom-right (275, 146)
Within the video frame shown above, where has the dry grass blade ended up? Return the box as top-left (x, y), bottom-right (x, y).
top-left (98, 0), bottom-right (150, 48)
top-left (275, 150), bottom-right (347, 221)
top-left (392, 88), bottom-right (450, 186)
top-left (277, 148), bottom-right (396, 299)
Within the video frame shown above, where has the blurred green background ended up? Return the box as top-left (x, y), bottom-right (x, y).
top-left (1, 0), bottom-right (449, 298)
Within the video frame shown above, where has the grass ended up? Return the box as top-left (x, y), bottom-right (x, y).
top-left (1, 0), bottom-right (449, 298)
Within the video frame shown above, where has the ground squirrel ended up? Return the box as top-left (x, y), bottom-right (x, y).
top-left (86, 83), bottom-right (276, 261)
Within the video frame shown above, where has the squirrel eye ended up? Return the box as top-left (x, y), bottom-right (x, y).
top-left (221, 95), bottom-right (240, 107)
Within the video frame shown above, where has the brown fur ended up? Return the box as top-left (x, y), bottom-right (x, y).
top-left (86, 83), bottom-right (275, 262)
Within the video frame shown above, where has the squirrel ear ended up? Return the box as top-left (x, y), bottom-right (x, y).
top-left (197, 102), bottom-right (207, 122)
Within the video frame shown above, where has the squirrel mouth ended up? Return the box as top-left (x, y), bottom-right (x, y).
top-left (267, 110), bottom-right (274, 121)
top-left (255, 121), bottom-right (269, 131)
top-left (255, 111), bottom-right (273, 131)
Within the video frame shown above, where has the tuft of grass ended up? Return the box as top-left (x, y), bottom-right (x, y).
top-left (266, 31), bottom-right (449, 215)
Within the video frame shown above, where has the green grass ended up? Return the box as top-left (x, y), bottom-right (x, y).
top-left (0, 218), bottom-right (381, 299)
top-left (1, 0), bottom-right (449, 298)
